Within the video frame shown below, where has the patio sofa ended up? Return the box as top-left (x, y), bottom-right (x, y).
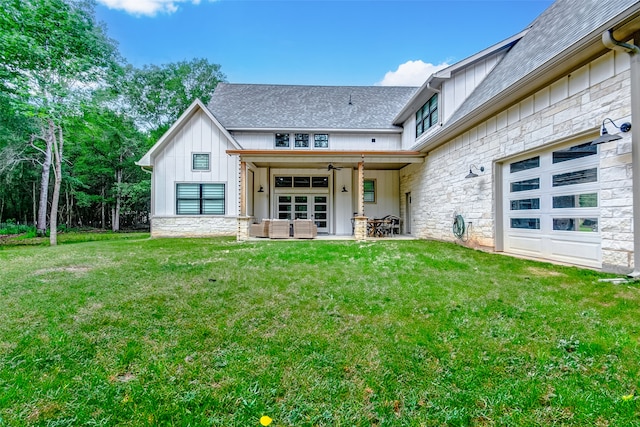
top-left (269, 219), bottom-right (291, 239)
top-left (249, 219), bottom-right (270, 238)
top-left (293, 219), bottom-right (317, 239)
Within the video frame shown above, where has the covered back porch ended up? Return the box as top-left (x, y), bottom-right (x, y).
top-left (229, 149), bottom-right (424, 240)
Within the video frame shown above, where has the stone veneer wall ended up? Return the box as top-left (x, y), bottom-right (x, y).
top-left (151, 216), bottom-right (237, 237)
top-left (401, 51), bottom-right (634, 272)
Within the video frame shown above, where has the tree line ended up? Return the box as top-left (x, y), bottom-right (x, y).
top-left (0, 0), bottom-right (225, 244)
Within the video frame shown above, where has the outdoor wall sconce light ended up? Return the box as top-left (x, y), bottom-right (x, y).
top-left (465, 164), bottom-right (485, 179)
top-left (257, 185), bottom-right (264, 193)
top-left (341, 185), bottom-right (348, 192)
top-left (590, 118), bottom-right (632, 145)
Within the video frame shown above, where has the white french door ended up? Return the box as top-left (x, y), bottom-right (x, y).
top-left (276, 195), bottom-right (329, 233)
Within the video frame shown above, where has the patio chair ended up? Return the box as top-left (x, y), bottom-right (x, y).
top-left (293, 219), bottom-right (317, 239)
top-left (383, 215), bottom-right (401, 236)
top-left (249, 219), bottom-right (270, 238)
top-left (269, 219), bottom-right (291, 239)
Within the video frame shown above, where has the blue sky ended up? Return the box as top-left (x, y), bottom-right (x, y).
top-left (95, 0), bottom-right (553, 86)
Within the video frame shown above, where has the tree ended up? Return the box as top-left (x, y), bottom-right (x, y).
top-left (0, 0), bottom-right (119, 244)
top-left (124, 58), bottom-right (226, 139)
top-left (0, 93), bottom-right (39, 224)
top-left (65, 104), bottom-right (148, 231)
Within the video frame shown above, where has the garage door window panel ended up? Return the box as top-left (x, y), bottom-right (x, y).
top-left (511, 178), bottom-right (540, 193)
top-left (553, 218), bottom-right (598, 232)
top-left (510, 218), bottom-right (540, 229)
top-left (511, 198), bottom-right (540, 210)
top-left (552, 143), bottom-right (597, 164)
top-left (510, 156), bottom-right (540, 173)
top-left (553, 193), bottom-right (598, 209)
top-left (552, 168), bottom-right (597, 187)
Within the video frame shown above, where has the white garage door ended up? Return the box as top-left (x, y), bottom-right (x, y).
top-left (502, 140), bottom-right (601, 268)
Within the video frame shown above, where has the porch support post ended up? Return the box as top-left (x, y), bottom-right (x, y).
top-left (239, 160), bottom-right (247, 217)
top-left (354, 160), bottom-right (368, 241)
top-left (357, 161), bottom-right (365, 216)
top-left (237, 160), bottom-right (250, 241)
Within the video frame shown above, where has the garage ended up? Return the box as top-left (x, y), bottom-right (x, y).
top-left (502, 140), bottom-right (601, 268)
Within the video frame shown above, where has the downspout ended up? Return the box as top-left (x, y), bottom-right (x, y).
top-left (140, 166), bottom-right (152, 175)
top-left (602, 30), bottom-right (640, 276)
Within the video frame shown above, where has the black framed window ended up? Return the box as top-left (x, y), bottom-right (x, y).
top-left (276, 176), bottom-right (329, 188)
top-left (176, 183), bottom-right (225, 215)
top-left (416, 94), bottom-right (438, 137)
top-left (293, 176), bottom-right (311, 187)
top-left (314, 134), bottom-right (329, 148)
top-left (275, 133), bottom-right (290, 148)
top-left (295, 133), bottom-right (310, 148)
top-left (275, 177), bottom-right (293, 188)
top-left (312, 176), bottom-right (328, 187)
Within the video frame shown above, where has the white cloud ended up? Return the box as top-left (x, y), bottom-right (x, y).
top-left (97, 0), bottom-right (207, 16)
top-left (377, 60), bottom-right (450, 87)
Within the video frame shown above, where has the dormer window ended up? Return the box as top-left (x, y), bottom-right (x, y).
top-left (416, 93), bottom-right (438, 137)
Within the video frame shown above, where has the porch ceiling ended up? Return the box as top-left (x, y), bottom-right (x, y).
top-left (226, 149), bottom-right (425, 170)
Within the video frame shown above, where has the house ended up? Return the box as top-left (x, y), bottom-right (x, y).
top-left (138, 0), bottom-right (640, 273)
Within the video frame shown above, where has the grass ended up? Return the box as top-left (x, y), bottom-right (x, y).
top-left (0, 235), bottom-right (639, 426)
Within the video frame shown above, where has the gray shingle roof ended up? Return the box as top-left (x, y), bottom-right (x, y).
top-left (446, 0), bottom-right (640, 126)
top-left (207, 83), bottom-right (418, 130)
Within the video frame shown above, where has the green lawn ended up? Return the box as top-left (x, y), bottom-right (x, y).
top-left (0, 235), bottom-right (639, 426)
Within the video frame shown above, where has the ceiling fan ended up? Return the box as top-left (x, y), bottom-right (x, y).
top-left (327, 163), bottom-right (342, 171)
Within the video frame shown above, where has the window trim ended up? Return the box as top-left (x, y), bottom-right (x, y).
top-left (192, 152), bottom-right (210, 172)
top-left (364, 179), bottom-right (376, 203)
top-left (176, 183), bottom-right (225, 215)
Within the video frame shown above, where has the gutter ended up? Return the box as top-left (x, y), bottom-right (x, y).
top-left (225, 149), bottom-right (423, 157)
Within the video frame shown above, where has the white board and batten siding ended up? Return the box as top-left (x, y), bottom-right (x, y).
top-left (441, 50), bottom-right (503, 124)
top-left (401, 50), bottom-right (507, 150)
top-left (152, 108), bottom-right (239, 218)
